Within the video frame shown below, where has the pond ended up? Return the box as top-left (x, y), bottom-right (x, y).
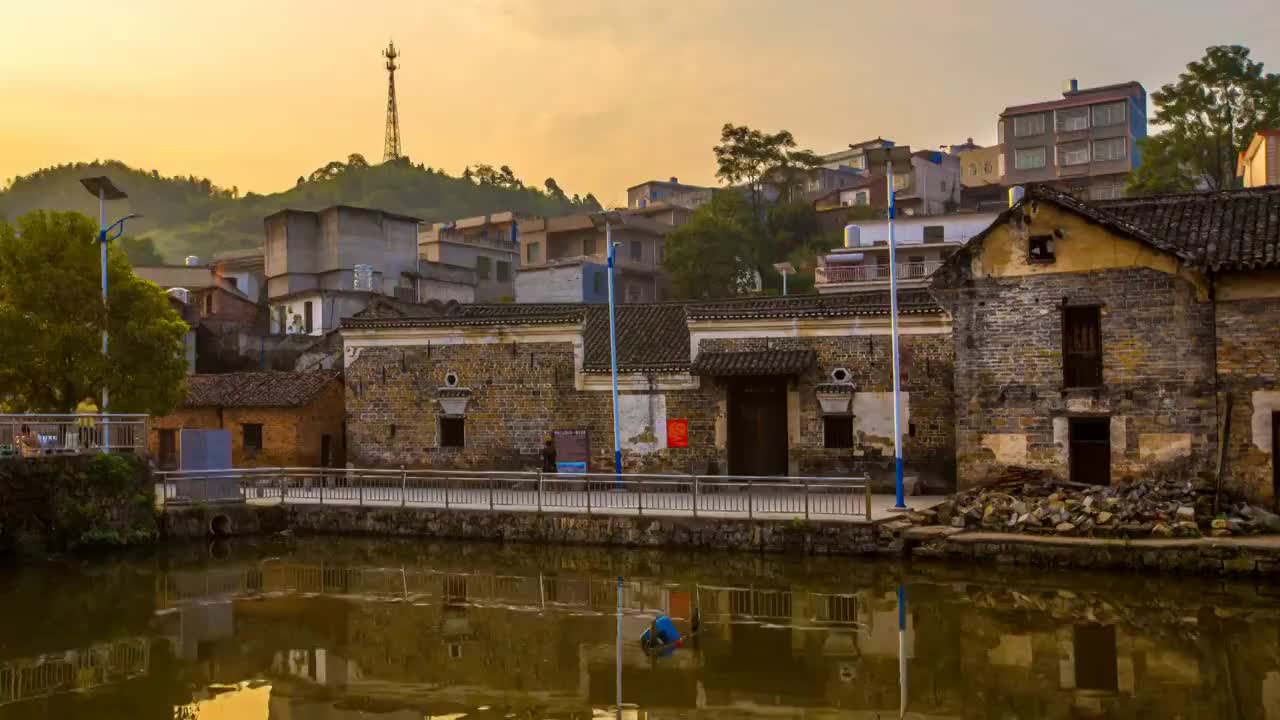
top-left (1, 537), bottom-right (1278, 719)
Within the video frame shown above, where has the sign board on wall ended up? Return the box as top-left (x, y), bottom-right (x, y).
top-left (554, 429), bottom-right (590, 474)
top-left (667, 419), bottom-right (689, 448)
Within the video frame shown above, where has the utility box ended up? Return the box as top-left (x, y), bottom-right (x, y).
top-left (175, 429), bottom-right (242, 503)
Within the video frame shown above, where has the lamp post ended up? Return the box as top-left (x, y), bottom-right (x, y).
top-left (602, 212), bottom-right (623, 480)
top-left (772, 261), bottom-right (795, 296)
top-left (862, 147), bottom-right (913, 510)
top-left (79, 177), bottom-right (140, 451)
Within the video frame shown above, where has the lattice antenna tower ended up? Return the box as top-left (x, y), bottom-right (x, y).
top-left (382, 41), bottom-right (402, 162)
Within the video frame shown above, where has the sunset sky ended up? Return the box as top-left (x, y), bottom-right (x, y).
top-left (2, 0), bottom-right (1278, 207)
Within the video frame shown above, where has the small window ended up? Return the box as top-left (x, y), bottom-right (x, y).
top-left (1091, 102), bottom-right (1126, 128)
top-left (853, 191), bottom-right (869, 206)
top-left (303, 300), bottom-right (314, 333)
top-left (1092, 138), bottom-right (1127, 162)
top-left (968, 163), bottom-right (977, 176)
top-left (582, 236), bottom-right (597, 256)
top-left (526, 241), bottom-right (541, 264)
top-left (242, 424), bottom-right (263, 454)
top-left (1014, 147), bottom-right (1047, 170)
top-left (824, 416), bottom-right (853, 449)
top-left (983, 160), bottom-right (992, 174)
top-left (922, 225), bottom-right (945, 243)
top-left (1028, 234), bottom-right (1055, 263)
top-left (158, 429), bottom-right (178, 470)
top-left (593, 270), bottom-right (606, 296)
top-left (203, 294), bottom-right (214, 317)
top-left (656, 243), bottom-right (664, 263)
top-left (1063, 306), bottom-right (1103, 388)
top-left (1013, 114), bottom-right (1046, 137)
top-left (496, 260), bottom-right (511, 282)
top-left (440, 417), bottom-right (465, 448)
top-left (630, 240), bottom-right (643, 261)
top-left (448, 643), bottom-right (463, 660)
top-left (475, 256), bottom-right (491, 279)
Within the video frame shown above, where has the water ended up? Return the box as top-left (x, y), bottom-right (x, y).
top-left (1, 538), bottom-right (1279, 719)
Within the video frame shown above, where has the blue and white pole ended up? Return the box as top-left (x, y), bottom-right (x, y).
top-left (606, 218), bottom-right (623, 482)
top-left (885, 161), bottom-right (906, 510)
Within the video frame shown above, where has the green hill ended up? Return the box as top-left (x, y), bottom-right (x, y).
top-left (0, 156), bottom-right (600, 262)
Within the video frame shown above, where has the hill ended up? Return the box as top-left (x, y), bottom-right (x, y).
top-left (0, 156), bottom-right (600, 262)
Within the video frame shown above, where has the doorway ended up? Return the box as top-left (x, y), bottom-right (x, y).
top-left (320, 434), bottom-right (332, 468)
top-left (727, 376), bottom-right (789, 476)
top-left (1069, 417), bottom-right (1111, 486)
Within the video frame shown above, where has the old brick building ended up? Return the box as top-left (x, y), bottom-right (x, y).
top-left (341, 292), bottom-right (955, 489)
top-left (148, 371), bottom-right (344, 469)
top-left (932, 185), bottom-right (1280, 504)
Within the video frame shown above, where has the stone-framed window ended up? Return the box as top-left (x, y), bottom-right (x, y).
top-left (1028, 234), bottom-right (1055, 263)
top-left (823, 416), bottom-right (853, 449)
top-left (242, 423), bottom-right (263, 455)
top-left (1063, 306), bottom-right (1103, 388)
top-left (440, 417), bottom-right (465, 448)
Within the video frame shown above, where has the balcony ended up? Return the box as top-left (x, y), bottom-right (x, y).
top-left (816, 260), bottom-right (943, 288)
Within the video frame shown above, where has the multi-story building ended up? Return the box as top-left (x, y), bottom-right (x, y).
top-left (999, 79), bottom-right (1146, 201)
top-left (627, 178), bottom-right (714, 210)
top-left (817, 137), bottom-right (896, 172)
top-left (264, 205), bottom-right (421, 336)
top-left (514, 212), bottom-right (673, 303)
top-left (1239, 129), bottom-right (1280, 188)
top-left (815, 211), bottom-right (999, 294)
top-left (956, 142), bottom-right (1007, 211)
top-left (891, 151), bottom-right (962, 216)
top-left (419, 212), bottom-right (523, 302)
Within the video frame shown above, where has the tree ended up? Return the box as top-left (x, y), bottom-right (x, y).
top-left (1129, 45), bottom-right (1280, 194)
top-left (347, 153), bottom-right (369, 168)
top-left (0, 211), bottom-right (188, 413)
top-left (663, 192), bottom-right (757, 299)
top-left (544, 177), bottom-right (567, 200)
top-left (118, 235), bottom-right (164, 266)
top-left (713, 123), bottom-right (820, 222)
top-left (581, 193), bottom-right (602, 211)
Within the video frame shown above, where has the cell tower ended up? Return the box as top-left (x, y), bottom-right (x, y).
top-left (382, 41), bottom-right (402, 162)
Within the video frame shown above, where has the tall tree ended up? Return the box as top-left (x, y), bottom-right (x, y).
top-left (1130, 45), bottom-right (1280, 194)
top-left (663, 192), bottom-right (757, 299)
top-left (713, 124), bottom-right (820, 222)
top-left (0, 211), bottom-right (188, 413)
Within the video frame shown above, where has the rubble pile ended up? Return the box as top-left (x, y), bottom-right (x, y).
top-left (930, 474), bottom-right (1280, 539)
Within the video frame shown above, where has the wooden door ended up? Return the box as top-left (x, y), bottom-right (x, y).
top-left (728, 377), bottom-right (788, 476)
top-left (1069, 417), bottom-right (1111, 486)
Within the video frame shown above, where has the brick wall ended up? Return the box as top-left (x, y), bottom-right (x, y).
top-left (934, 266), bottom-right (1218, 487)
top-left (148, 381), bottom-right (345, 468)
top-left (1216, 297), bottom-right (1280, 505)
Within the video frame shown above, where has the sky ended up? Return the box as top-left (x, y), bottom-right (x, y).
top-left (1, 0), bottom-right (1278, 208)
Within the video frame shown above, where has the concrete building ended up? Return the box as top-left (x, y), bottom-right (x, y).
top-left (418, 212), bottom-right (522, 302)
top-left (817, 138), bottom-right (896, 172)
top-left (999, 79), bottom-right (1147, 201)
top-left (931, 184), bottom-right (1280, 505)
top-left (133, 263), bottom-right (264, 372)
top-left (1239, 129), bottom-right (1280, 188)
top-left (627, 178), bottom-right (714, 210)
top-left (264, 206), bottom-right (421, 337)
top-left (893, 151), bottom-right (962, 216)
top-left (340, 290), bottom-right (956, 490)
top-left (211, 248), bottom-right (266, 303)
top-left (816, 212), bottom-right (1000, 294)
top-left (957, 143), bottom-right (1007, 211)
top-left (148, 370), bottom-right (344, 469)
top-left (515, 212), bottom-right (673, 303)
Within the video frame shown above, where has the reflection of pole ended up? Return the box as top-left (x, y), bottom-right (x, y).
top-left (616, 575), bottom-right (624, 720)
top-left (898, 584), bottom-right (908, 719)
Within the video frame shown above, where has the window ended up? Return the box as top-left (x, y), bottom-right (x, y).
top-left (1056, 107), bottom-right (1089, 132)
top-left (824, 416), bottom-right (853, 449)
top-left (225, 277), bottom-right (238, 289)
top-left (242, 424), bottom-right (263, 454)
top-left (983, 160), bottom-right (993, 174)
top-left (853, 190), bottom-right (869, 205)
top-left (203, 293), bottom-right (214, 317)
top-left (1014, 147), bottom-right (1047, 170)
top-left (1029, 234), bottom-right (1055, 263)
top-left (1012, 113), bottom-right (1046, 137)
top-left (582, 236), bottom-right (597, 256)
top-left (526, 241), bottom-right (541, 264)
top-left (1063, 306), bottom-right (1102, 388)
top-left (638, 198), bottom-right (648, 208)
top-left (303, 301), bottom-right (314, 333)
top-left (656, 243), bottom-right (664, 263)
top-left (968, 163), bottom-right (977, 176)
top-left (440, 417), bottom-right (465, 448)
top-left (630, 240), bottom-right (643, 261)
top-left (475, 256), bottom-right (491, 279)
top-left (892, 173), bottom-right (910, 191)
top-left (159, 429), bottom-right (177, 470)
top-left (1092, 138), bottom-right (1127, 162)
top-left (275, 306), bottom-right (286, 333)
top-left (1059, 141), bottom-right (1090, 166)
top-left (593, 270), bottom-right (606, 296)
top-left (1091, 102), bottom-right (1125, 127)
top-left (626, 283), bottom-right (643, 302)
top-left (922, 225), bottom-right (945, 243)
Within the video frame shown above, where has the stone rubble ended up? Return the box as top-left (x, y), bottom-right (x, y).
top-left (915, 473), bottom-right (1280, 539)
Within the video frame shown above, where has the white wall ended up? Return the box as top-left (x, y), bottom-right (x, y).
top-left (515, 265), bottom-right (585, 303)
top-left (845, 212), bottom-right (1000, 247)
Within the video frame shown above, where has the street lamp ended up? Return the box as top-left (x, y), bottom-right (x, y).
top-left (80, 176), bottom-right (141, 451)
top-left (772, 261), bottom-right (795, 296)
top-left (862, 146), bottom-right (913, 511)
top-left (596, 210), bottom-right (624, 480)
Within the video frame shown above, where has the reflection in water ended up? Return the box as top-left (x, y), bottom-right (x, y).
top-left (1, 538), bottom-right (1280, 718)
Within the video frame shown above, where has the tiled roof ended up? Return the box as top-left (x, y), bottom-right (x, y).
top-left (582, 304), bottom-right (690, 373)
top-left (343, 300), bottom-right (581, 328)
top-left (181, 371), bottom-right (341, 408)
top-left (686, 289), bottom-right (941, 320)
top-left (691, 349), bottom-right (817, 376)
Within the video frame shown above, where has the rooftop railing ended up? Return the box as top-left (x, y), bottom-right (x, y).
top-left (816, 260), bottom-right (943, 285)
top-left (0, 414), bottom-right (148, 458)
top-left (156, 467), bottom-right (874, 521)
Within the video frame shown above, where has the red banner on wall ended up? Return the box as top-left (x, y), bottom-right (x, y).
top-left (667, 419), bottom-right (689, 448)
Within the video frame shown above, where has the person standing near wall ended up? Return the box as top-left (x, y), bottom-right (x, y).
top-left (541, 435), bottom-right (557, 473)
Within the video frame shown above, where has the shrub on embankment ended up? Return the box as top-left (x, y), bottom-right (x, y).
top-left (0, 454), bottom-right (157, 556)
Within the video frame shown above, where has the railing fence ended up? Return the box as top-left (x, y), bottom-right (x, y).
top-left (0, 414), bottom-right (148, 458)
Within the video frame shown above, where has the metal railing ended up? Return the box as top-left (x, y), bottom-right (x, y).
top-left (0, 637), bottom-right (150, 707)
top-left (0, 414), bottom-right (148, 458)
top-left (156, 467), bottom-right (874, 521)
top-left (816, 260), bottom-right (942, 285)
